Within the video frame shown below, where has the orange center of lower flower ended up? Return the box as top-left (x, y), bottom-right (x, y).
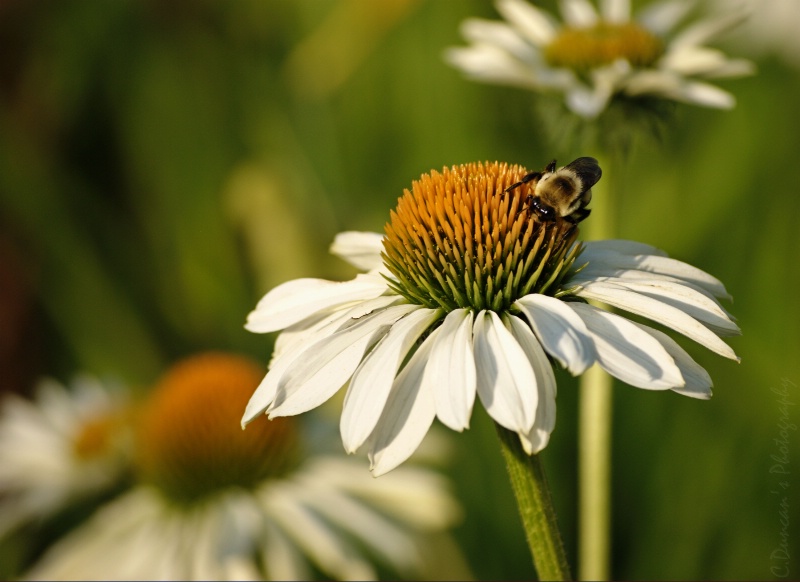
top-left (135, 352), bottom-right (301, 503)
top-left (545, 22), bottom-right (664, 72)
top-left (382, 161), bottom-right (581, 312)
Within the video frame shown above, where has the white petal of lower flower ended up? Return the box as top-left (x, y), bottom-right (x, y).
top-left (504, 315), bottom-right (557, 454)
top-left (515, 294), bottom-right (596, 375)
top-left (290, 484), bottom-right (420, 575)
top-left (369, 337), bottom-right (437, 477)
top-left (329, 231), bottom-right (385, 272)
top-left (600, 0), bottom-right (630, 24)
top-left (263, 520), bottom-right (312, 581)
top-left (637, 0), bottom-right (695, 36)
top-left (496, 0), bottom-right (558, 46)
top-left (569, 302), bottom-right (684, 389)
top-left (630, 321), bottom-right (713, 399)
top-left (612, 279), bottom-right (740, 336)
top-left (561, 0), bottom-right (600, 28)
top-left (425, 308), bottom-right (477, 432)
top-left (341, 307), bottom-right (442, 453)
top-left (472, 311), bottom-right (537, 434)
top-left (263, 484), bottom-right (377, 580)
top-left (269, 304), bottom-right (419, 418)
top-left (246, 274), bottom-right (389, 333)
top-left (575, 281), bottom-right (739, 361)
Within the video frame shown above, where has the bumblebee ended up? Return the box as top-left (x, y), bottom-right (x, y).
top-left (505, 157), bottom-right (602, 224)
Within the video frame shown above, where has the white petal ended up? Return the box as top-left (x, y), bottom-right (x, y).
top-left (424, 309), bottom-right (477, 432)
top-left (601, 0), bottom-right (630, 24)
top-left (472, 311), bottom-right (537, 433)
top-left (341, 308), bottom-right (442, 453)
top-left (504, 315), bottom-right (557, 454)
top-left (670, 10), bottom-right (748, 49)
top-left (497, 0), bottom-right (559, 46)
top-left (575, 281), bottom-right (739, 361)
top-left (246, 274), bottom-right (388, 333)
top-left (630, 321), bottom-right (713, 399)
top-left (580, 239), bottom-right (668, 258)
top-left (262, 485), bottom-right (376, 580)
top-left (669, 79), bottom-right (736, 109)
top-left (637, 0), bottom-right (695, 36)
top-left (329, 231), bottom-right (385, 272)
top-left (611, 279), bottom-right (740, 336)
top-left (269, 304), bottom-right (419, 417)
top-left (515, 294), bottom-right (596, 375)
top-left (242, 296), bottom-right (400, 427)
top-left (460, 18), bottom-right (538, 61)
top-left (368, 337), bottom-right (437, 477)
top-left (262, 520), bottom-right (312, 581)
top-left (560, 0), bottom-right (599, 27)
top-left (566, 84), bottom-right (613, 119)
top-left (661, 45), bottom-right (745, 77)
top-left (569, 302), bottom-right (684, 389)
top-left (573, 249), bottom-right (730, 298)
top-left (443, 45), bottom-right (540, 88)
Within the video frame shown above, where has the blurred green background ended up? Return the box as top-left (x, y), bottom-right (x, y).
top-left (1, 0), bottom-right (798, 579)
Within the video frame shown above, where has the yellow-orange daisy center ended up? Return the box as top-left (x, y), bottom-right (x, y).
top-left (135, 352), bottom-right (301, 503)
top-left (382, 161), bottom-right (581, 313)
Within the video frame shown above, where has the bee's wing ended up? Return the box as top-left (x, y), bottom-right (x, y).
top-left (565, 157), bottom-right (602, 190)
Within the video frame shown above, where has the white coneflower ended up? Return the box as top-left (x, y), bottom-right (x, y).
top-left (242, 161), bottom-right (739, 477)
top-left (0, 376), bottom-right (131, 539)
top-left (444, 0), bottom-right (754, 118)
top-left (26, 353), bottom-right (462, 581)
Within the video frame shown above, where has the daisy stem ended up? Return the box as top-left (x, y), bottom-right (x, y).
top-left (578, 152), bottom-right (617, 581)
top-left (495, 424), bottom-right (571, 581)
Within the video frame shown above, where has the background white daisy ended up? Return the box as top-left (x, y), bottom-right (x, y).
top-left (0, 375), bottom-right (131, 540)
top-left (24, 353), bottom-right (466, 581)
top-left (444, 0), bottom-right (754, 118)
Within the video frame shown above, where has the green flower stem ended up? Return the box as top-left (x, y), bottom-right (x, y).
top-left (578, 152), bottom-right (616, 581)
top-left (496, 423), bottom-right (572, 581)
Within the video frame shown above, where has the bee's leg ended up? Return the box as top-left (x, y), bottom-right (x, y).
top-left (504, 171), bottom-right (542, 194)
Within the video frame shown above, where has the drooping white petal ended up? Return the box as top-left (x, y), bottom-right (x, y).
top-left (569, 302), bottom-right (684, 389)
top-left (661, 45), bottom-right (746, 77)
top-left (572, 249), bottom-right (731, 298)
top-left (504, 315), bottom-right (557, 454)
top-left (262, 516), bottom-right (313, 581)
top-left (368, 337), bottom-right (437, 477)
top-left (668, 79), bottom-right (736, 109)
top-left (515, 294), bottom-right (596, 375)
top-left (637, 0), bottom-right (695, 36)
top-left (443, 45), bottom-right (540, 88)
top-left (497, 0), bottom-right (559, 46)
top-left (424, 309), bottom-right (477, 432)
top-left (242, 296), bottom-right (401, 427)
top-left (472, 311), bottom-right (537, 433)
top-left (246, 274), bottom-right (389, 333)
top-left (341, 308), bottom-right (442, 453)
top-left (329, 231), bottom-right (385, 272)
top-left (611, 279), bottom-right (740, 336)
top-left (575, 281), bottom-right (739, 361)
top-left (460, 19), bottom-right (538, 61)
top-left (269, 304), bottom-right (419, 418)
top-left (670, 11), bottom-right (749, 49)
top-left (560, 0), bottom-right (599, 28)
top-left (630, 321), bottom-right (713, 399)
top-left (600, 0), bottom-right (630, 24)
